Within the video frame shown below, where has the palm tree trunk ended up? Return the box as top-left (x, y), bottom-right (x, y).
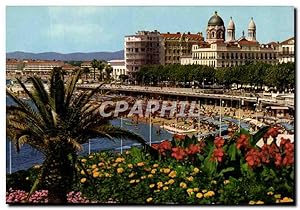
top-left (42, 150), bottom-right (75, 203)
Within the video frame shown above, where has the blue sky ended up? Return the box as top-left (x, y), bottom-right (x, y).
top-left (6, 6), bottom-right (294, 53)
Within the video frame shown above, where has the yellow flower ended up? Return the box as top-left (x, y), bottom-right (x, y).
top-left (168, 179), bottom-right (175, 185)
top-left (187, 176), bottom-right (194, 182)
top-left (280, 197), bottom-right (293, 203)
top-left (193, 188), bottom-right (199, 192)
top-left (141, 176), bottom-right (146, 180)
top-left (157, 181), bottom-right (163, 188)
top-left (115, 157), bottom-right (125, 163)
top-left (211, 180), bottom-right (217, 184)
top-left (127, 164), bottom-right (133, 168)
top-left (163, 186), bottom-right (169, 191)
top-left (92, 168), bottom-right (99, 173)
top-left (153, 164), bottom-right (159, 168)
top-left (151, 169), bottom-right (157, 174)
top-left (80, 178), bottom-right (87, 183)
top-left (204, 191), bottom-right (215, 198)
top-left (135, 179), bottom-right (140, 183)
top-left (168, 171), bottom-right (177, 178)
top-left (223, 180), bottom-right (230, 185)
top-left (104, 173), bottom-right (111, 177)
top-left (202, 189), bottom-right (207, 193)
top-left (248, 200), bottom-right (255, 205)
top-left (193, 167), bottom-right (200, 173)
top-left (81, 159), bottom-right (87, 163)
top-left (80, 170), bottom-right (85, 175)
top-left (125, 151), bottom-right (130, 155)
top-left (256, 200), bottom-right (264, 204)
top-left (98, 162), bottom-right (104, 167)
top-left (33, 165), bottom-right (41, 169)
top-left (117, 167), bottom-right (124, 174)
top-left (130, 179), bottom-right (135, 184)
top-left (180, 182), bottom-right (187, 189)
top-left (137, 162), bottom-right (145, 167)
top-left (88, 155), bottom-right (93, 159)
top-left (154, 190), bottom-right (160, 193)
top-left (91, 164), bottom-right (97, 169)
top-left (128, 172), bottom-right (135, 178)
top-left (163, 168), bottom-right (171, 174)
top-left (274, 194), bottom-right (281, 199)
top-left (148, 174), bottom-right (154, 178)
top-left (112, 163), bottom-right (118, 167)
top-left (93, 172), bottom-right (100, 178)
top-left (196, 192), bottom-right (203, 199)
top-left (187, 188), bottom-right (193, 195)
top-left (267, 191), bottom-right (274, 196)
top-left (149, 184), bottom-right (155, 188)
top-left (146, 197), bottom-right (153, 203)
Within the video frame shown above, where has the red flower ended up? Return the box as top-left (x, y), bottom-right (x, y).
top-left (211, 148), bottom-right (225, 162)
top-left (236, 134), bottom-right (249, 150)
top-left (280, 138), bottom-right (290, 147)
top-left (214, 136), bottom-right (225, 148)
top-left (275, 153), bottom-right (282, 167)
top-left (282, 155), bottom-right (294, 166)
top-left (152, 140), bottom-right (172, 156)
top-left (160, 140), bottom-right (172, 151)
top-left (264, 127), bottom-right (280, 138)
top-left (186, 144), bottom-right (201, 155)
top-left (245, 148), bottom-right (261, 168)
top-left (171, 147), bottom-right (186, 160)
top-left (174, 134), bottom-right (186, 141)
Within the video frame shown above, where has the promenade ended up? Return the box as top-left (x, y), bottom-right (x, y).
top-left (77, 84), bottom-right (294, 109)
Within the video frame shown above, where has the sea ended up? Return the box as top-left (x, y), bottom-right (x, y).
top-left (6, 94), bottom-right (172, 173)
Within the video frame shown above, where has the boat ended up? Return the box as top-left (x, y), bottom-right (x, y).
top-left (160, 125), bottom-right (196, 134)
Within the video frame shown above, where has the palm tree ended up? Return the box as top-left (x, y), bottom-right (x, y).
top-left (6, 67), bottom-right (146, 203)
top-left (97, 61), bottom-right (105, 81)
top-left (104, 65), bottom-right (113, 80)
top-left (91, 59), bottom-right (98, 81)
top-left (82, 67), bottom-right (90, 81)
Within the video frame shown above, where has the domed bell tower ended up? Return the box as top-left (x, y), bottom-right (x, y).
top-left (226, 17), bottom-right (236, 42)
top-left (248, 17), bottom-right (256, 42)
top-left (206, 11), bottom-right (225, 43)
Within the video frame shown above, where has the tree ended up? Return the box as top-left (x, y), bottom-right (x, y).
top-left (104, 65), bottom-right (113, 80)
top-left (91, 59), bottom-right (98, 81)
top-left (119, 74), bottom-right (129, 83)
top-left (97, 61), bottom-right (106, 81)
top-left (82, 67), bottom-right (90, 81)
top-left (6, 67), bottom-right (146, 203)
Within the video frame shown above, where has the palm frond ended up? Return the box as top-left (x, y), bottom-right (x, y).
top-left (49, 68), bottom-right (65, 116)
top-left (64, 69), bottom-right (81, 109)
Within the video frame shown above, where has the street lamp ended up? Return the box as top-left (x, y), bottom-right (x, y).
top-left (219, 98), bottom-right (224, 136)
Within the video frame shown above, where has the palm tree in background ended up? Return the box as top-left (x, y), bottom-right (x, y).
top-left (97, 61), bottom-right (105, 81)
top-left (83, 67), bottom-right (90, 81)
top-left (91, 59), bottom-right (98, 81)
top-left (6, 67), bottom-right (146, 203)
top-left (104, 64), bottom-right (113, 81)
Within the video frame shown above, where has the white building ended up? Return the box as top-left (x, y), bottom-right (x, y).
top-left (108, 59), bottom-right (127, 80)
top-left (278, 37), bottom-right (294, 63)
top-left (188, 12), bottom-right (279, 68)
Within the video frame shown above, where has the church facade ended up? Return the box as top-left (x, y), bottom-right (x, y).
top-left (183, 11), bottom-right (281, 68)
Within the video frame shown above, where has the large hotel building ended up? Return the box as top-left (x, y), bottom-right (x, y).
top-left (123, 11), bottom-right (294, 76)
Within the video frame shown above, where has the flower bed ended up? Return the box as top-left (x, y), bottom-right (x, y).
top-left (7, 126), bottom-right (294, 205)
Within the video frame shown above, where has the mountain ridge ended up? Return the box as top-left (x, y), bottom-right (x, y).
top-left (6, 50), bottom-right (124, 61)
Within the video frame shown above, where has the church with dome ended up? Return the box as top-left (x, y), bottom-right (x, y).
top-left (181, 11), bottom-right (280, 67)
